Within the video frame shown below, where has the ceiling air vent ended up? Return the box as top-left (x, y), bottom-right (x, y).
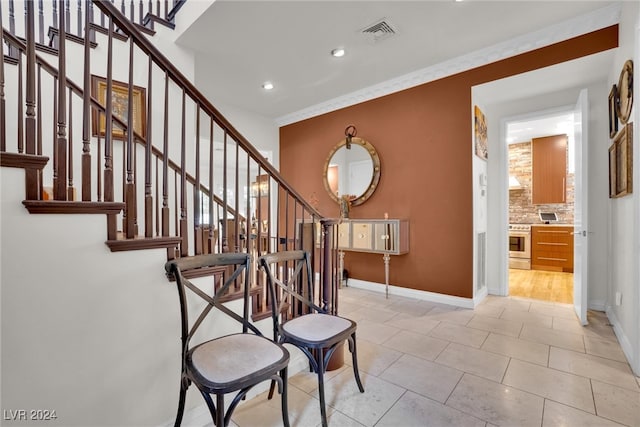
top-left (360, 18), bottom-right (398, 44)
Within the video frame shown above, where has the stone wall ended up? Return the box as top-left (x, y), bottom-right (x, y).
top-left (508, 140), bottom-right (574, 224)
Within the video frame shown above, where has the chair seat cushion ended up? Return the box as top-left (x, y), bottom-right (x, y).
top-left (282, 313), bottom-right (354, 344)
top-left (189, 333), bottom-right (288, 388)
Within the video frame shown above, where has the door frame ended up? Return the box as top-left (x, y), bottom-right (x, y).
top-left (498, 104), bottom-right (582, 298)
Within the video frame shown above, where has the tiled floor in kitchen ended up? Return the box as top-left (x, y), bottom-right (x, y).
top-left (183, 286), bottom-right (640, 427)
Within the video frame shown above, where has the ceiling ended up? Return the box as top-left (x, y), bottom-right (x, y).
top-left (175, 1), bottom-right (616, 124)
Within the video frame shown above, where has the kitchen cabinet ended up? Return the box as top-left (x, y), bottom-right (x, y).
top-left (532, 134), bottom-right (567, 204)
top-left (531, 225), bottom-right (574, 272)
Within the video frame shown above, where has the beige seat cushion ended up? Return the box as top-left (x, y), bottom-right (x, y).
top-left (282, 313), bottom-right (353, 342)
top-left (191, 334), bottom-right (286, 385)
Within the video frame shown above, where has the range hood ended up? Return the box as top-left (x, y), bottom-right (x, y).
top-left (509, 175), bottom-right (522, 189)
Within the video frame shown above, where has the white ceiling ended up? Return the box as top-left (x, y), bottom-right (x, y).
top-left (175, 0), bottom-right (617, 123)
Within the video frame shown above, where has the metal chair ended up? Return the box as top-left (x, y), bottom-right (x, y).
top-left (165, 253), bottom-right (290, 427)
top-left (259, 250), bottom-right (364, 427)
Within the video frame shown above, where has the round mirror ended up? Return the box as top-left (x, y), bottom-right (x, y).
top-left (323, 137), bottom-right (381, 207)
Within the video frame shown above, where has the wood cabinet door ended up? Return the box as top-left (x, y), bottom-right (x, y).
top-left (532, 134), bottom-right (567, 204)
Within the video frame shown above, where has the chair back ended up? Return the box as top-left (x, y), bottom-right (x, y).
top-left (165, 253), bottom-right (262, 360)
top-left (259, 250), bottom-right (323, 335)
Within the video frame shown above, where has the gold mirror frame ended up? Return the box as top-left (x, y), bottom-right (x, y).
top-left (323, 137), bottom-right (381, 207)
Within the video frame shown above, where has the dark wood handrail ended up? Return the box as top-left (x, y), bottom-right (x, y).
top-left (92, 0), bottom-right (322, 220)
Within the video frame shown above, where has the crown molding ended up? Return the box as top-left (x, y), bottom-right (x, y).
top-left (275, 3), bottom-right (621, 127)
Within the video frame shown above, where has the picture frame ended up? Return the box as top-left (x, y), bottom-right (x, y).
top-left (474, 105), bottom-right (488, 160)
top-left (91, 75), bottom-right (146, 140)
top-left (608, 84), bottom-right (618, 138)
top-left (609, 122), bottom-right (633, 198)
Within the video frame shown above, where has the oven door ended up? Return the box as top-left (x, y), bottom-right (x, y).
top-left (509, 231), bottom-right (531, 259)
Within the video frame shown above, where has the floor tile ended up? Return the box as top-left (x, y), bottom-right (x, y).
top-left (384, 313), bottom-right (440, 335)
top-left (480, 332), bottom-right (549, 366)
top-left (542, 400), bottom-right (626, 427)
top-left (519, 324), bottom-right (585, 352)
top-left (315, 369), bottom-right (405, 427)
top-left (446, 373), bottom-right (544, 426)
top-left (353, 319), bottom-right (400, 344)
top-left (500, 308), bottom-right (553, 328)
top-left (592, 380), bottom-right (640, 427)
top-left (583, 335), bottom-right (629, 363)
top-left (502, 358), bottom-right (595, 413)
top-left (428, 321), bottom-right (489, 348)
top-left (467, 314), bottom-right (523, 337)
top-left (377, 390), bottom-right (485, 427)
top-left (382, 330), bottom-right (449, 361)
top-left (549, 347), bottom-right (639, 391)
top-left (471, 303), bottom-right (504, 318)
top-left (341, 338), bottom-right (402, 377)
top-left (232, 385), bottom-right (325, 427)
top-left (482, 296), bottom-right (532, 312)
top-left (289, 364), bottom-right (348, 394)
top-left (529, 301), bottom-right (577, 320)
top-left (325, 410), bottom-right (366, 427)
top-left (434, 342), bottom-right (510, 382)
top-left (379, 354), bottom-right (463, 403)
top-left (423, 307), bottom-right (475, 325)
top-left (347, 306), bottom-right (398, 323)
top-left (385, 299), bottom-right (436, 317)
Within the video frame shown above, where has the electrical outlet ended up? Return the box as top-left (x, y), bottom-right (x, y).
top-left (615, 292), bottom-right (622, 306)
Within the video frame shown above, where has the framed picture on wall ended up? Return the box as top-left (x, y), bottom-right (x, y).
top-left (91, 75), bottom-right (147, 140)
top-left (608, 84), bottom-right (618, 138)
top-left (609, 122), bottom-right (633, 198)
top-left (474, 105), bottom-right (488, 160)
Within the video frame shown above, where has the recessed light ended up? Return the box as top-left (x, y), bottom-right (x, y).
top-left (262, 81), bottom-right (274, 90)
top-left (331, 48), bottom-right (345, 58)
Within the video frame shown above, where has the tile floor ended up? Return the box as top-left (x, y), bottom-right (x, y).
top-left (184, 287), bottom-right (640, 427)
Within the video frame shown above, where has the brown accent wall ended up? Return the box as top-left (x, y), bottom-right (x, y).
top-left (280, 26), bottom-right (618, 298)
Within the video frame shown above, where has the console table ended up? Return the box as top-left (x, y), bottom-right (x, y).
top-left (337, 219), bottom-right (409, 298)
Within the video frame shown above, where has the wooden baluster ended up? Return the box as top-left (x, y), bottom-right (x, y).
top-left (55, 0), bottom-right (67, 200)
top-left (129, 0), bottom-right (134, 23)
top-left (37, 64), bottom-right (42, 156)
top-left (155, 0), bottom-right (160, 18)
top-left (144, 56), bottom-right (153, 237)
top-left (99, 2), bottom-right (104, 28)
top-left (179, 90), bottom-right (188, 256)
top-left (8, 0), bottom-right (15, 56)
top-left (161, 72), bottom-right (169, 239)
top-left (23, 0), bottom-right (40, 199)
top-left (52, 78), bottom-right (57, 191)
top-left (164, 0), bottom-right (168, 19)
top-left (120, 0), bottom-right (125, 16)
top-left (0, 1), bottom-right (6, 151)
top-left (234, 139), bottom-right (239, 253)
top-left (104, 18), bottom-right (116, 240)
top-left (17, 55), bottom-right (23, 153)
top-left (147, 0), bottom-right (152, 19)
top-left (76, 0), bottom-right (82, 38)
top-left (38, 0), bottom-right (44, 45)
top-left (97, 129), bottom-right (102, 201)
top-left (221, 131), bottom-right (228, 253)
top-left (81, 0), bottom-right (91, 201)
top-left (65, 0), bottom-right (70, 33)
top-left (194, 105), bottom-right (202, 255)
top-left (67, 87), bottom-right (74, 200)
top-left (208, 118), bottom-right (215, 253)
top-left (124, 38), bottom-right (135, 238)
top-left (138, 0), bottom-right (143, 24)
top-left (155, 156), bottom-right (159, 237)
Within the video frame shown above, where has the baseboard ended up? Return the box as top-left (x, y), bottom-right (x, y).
top-left (605, 305), bottom-right (637, 374)
top-left (347, 279), bottom-right (475, 309)
top-left (588, 299), bottom-right (607, 311)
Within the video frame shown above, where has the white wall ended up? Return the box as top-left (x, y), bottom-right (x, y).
top-left (605, 1), bottom-right (640, 375)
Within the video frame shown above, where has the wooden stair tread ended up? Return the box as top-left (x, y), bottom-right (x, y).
top-left (106, 233), bottom-right (182, 252)
top-left (23, 200), bottom-right (125, 214)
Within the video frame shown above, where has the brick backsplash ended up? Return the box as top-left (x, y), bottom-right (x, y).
top-left (509, 141), bottom-right (574, 224)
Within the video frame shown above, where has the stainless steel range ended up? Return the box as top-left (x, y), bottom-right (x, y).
top-left (509, 224), bottom-right (531, 269)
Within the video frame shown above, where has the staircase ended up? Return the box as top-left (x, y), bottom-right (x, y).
top-left (1, 1), bottom-right (341, 424)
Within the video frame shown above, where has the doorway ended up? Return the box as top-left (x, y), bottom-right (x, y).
top-left (505, 108), bottom-right (576, 304)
